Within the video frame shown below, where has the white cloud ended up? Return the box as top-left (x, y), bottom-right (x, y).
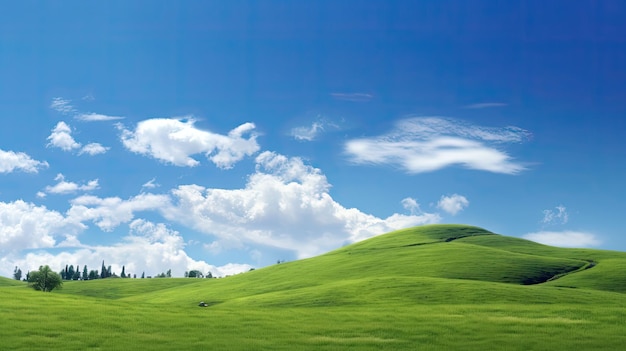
top-left (47, 121), bottom-right (81, 151)
top-left (523, 231), bottom-right (601, 248)
top-left (330, 92), bottom-right (374, 102)
top-left (542, 205), bottom-right (569, 225)
top-left (76, 113), bottom-right (124, 121)
top-left (79, 143), bottom-right (109, 155)
top-left (44, 174), bottom-right (99, 195)
top-left (290, 118), bottom-right (339, 142)
top-left (0, 200), bottom-right (85, 253)
top-left (119, 118), bottom-right (260, 168)
top-left (67, 193), bottom-right (171, 231)
top-left (290, 122), bottom-right (326, 141)
top-left (0, 219), bottom-right (252, 278)
top-left (437, 194), bottom-right (469, 215)
top-left (50, 97), bottom-right (76, 115)
top-left (345, 117), bottom-right (529, 174)
top-left (46, 122), bottom-right (109, 155)
top-left (162, 151), bottom-right (440, 259)
top-left (142, 178), bottom-right (160, 189)
top-left (0, 149), bottom-right (48, 173)
top-left (464, 102), bottom-right (507, 109)
top-left (401, 197), bottom-right (421, 215)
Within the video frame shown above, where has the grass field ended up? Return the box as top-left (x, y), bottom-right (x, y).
top-left (2, 224), bottom-right (626, 350)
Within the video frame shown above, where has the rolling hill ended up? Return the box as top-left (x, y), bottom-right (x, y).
top-left (3, 224), bottom-right (626, 350)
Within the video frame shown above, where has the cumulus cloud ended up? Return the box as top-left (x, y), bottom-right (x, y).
top-left (162, 151), bottom-right (440, 258)
top-left (0, 200), bottom-right (85, 253)
top-left (542, 205), bottom-right (569, 225)
top-left (67, 193), bottom-right (171, 231)
top-left (0, 149), bottom-right (48, 173)
top-left (79, 143), bottom-right (109, 155)
top-left (47, 121), bottom-right (81, 151)
top-left (46, 121), bottom-right (109, 155)
top-left (76, 113), bottom-right (124, 121)
top-left (119, 118), bottom-right (260, 168)
top-left (50, 97), bottom-right (76, 115)
top-left (0, 219), bottom-right (252, 278)
top-left (523, 231), bottom-right (601, 248)
top-left (401, 197), bottom-right (421, 215)
top-left (437, 194), bottom-right (469, 215)
top-left (345, 117), bottom-right (530, 174)
top-left (44, 174), bottom-right (99, 195)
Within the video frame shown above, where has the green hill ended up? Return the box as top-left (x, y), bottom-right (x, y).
top-left (3, 224), bottom-right (626, 350)
top-left (0, 276), bottom-right (24, 287)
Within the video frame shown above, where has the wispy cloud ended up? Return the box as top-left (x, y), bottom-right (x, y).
top-left (290, 118), bottom-right (339, 142)
top-left (464, 102), bottom-right (508, 109)
top-left (291, 122), bottom-right (325, 141)
top-left (523, 231), bottom-right (600, 248)
top-left (330, 92), bottom-right (374, 102)
top-left (142, 178), bottom-right (160, 189)
top-left (542, 205), bottom-right (569, 225)
top-left (437, 194), bottom-right (469, 215)
top-left (76, 113), bottom-right (125, 121)
top-left (50, 97), bottom-right (125, 122)
top-left (345, 117), bottom-right (530, 174)
top-left (50, 97), bottom-right (76, 115)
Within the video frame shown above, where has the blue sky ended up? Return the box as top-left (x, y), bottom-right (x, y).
top-left (1, 1), bottom-right (625, 278)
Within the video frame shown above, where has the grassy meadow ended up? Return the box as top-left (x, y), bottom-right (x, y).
top-left (2, 224), bottom-right (626, 350)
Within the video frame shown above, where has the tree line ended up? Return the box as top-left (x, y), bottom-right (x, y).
top-left (13, 262), bottom-right (215, 285)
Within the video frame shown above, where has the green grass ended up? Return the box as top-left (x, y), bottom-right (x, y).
top-left (3, 224), bottom-right (626, 350)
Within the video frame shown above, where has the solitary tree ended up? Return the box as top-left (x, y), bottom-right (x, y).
top-left (121, 266), bottom-right (126, 278)
top-left (27, 265), bottom-right (63, 292)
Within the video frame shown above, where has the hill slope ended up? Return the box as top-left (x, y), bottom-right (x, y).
top-left (102, 224), bottom-right (626, 307)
